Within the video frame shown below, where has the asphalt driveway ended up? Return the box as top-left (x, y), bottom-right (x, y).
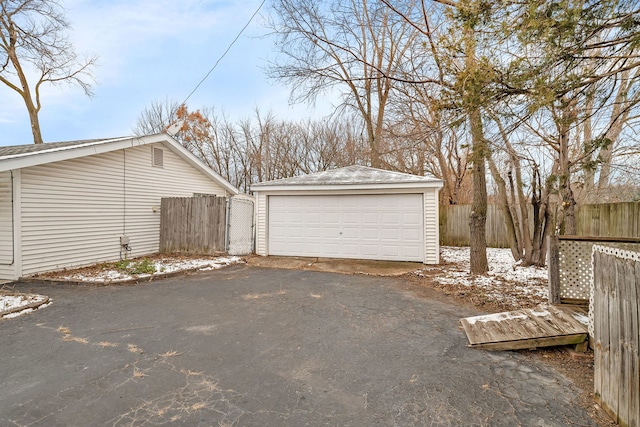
top-left (1, 265), bottom-right (595, 426)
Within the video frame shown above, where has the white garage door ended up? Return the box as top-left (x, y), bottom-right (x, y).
top-left (268, 194), bottom-right (424, 262)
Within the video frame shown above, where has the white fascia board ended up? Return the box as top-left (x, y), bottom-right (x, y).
top-left (157, 134), bottom-right (239, 196)
top-left (250, 181), bottom-right (444, 194)
top-left (0, 136), bottom-right (141, 172)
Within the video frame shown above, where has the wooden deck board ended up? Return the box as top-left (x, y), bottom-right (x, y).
top-left (460, 305), bottom-right (589, 351)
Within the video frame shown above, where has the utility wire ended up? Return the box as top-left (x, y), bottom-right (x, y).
top-left (182, 0), bottom-right (266, 105)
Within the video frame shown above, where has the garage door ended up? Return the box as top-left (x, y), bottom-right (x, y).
top-left (268, 194), bottom-right (424, 262)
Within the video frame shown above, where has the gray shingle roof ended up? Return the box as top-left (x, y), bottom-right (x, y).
top-left (252, 165), bottom-right (441, 187)
top-left (0, 137), bottom-right (130, 159)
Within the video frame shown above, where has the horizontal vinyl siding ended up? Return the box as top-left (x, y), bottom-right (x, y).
top-left (255, 193), bottom-right (267, 255)
top-left (20, 144), bottom-right (227, 276)
top-left (424, 189), bottom-right (439, 264)
top-left (0, 171), bottom-right (14, 279)
top-left (122, 144), bottom-right (226, 258)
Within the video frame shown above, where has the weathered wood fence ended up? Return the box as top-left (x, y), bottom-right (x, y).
top-left (160, 196), bottom-right (226, 254)
top-left (593, 245), bottom-right (640, 427)
top-left (441, 201), bottom-right (640, 247)
top-left (439, 205), bottom-right (534, 248)
top-left (577, 202), bottom-right (640, 238)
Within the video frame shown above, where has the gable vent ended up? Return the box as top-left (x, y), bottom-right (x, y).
top-left (152, 147), bottom-right (164, 167)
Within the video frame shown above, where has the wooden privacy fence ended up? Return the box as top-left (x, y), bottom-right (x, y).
top-left (593, 245), bottom-right (640, 427)
top-left (439, 205), bottom-right (534, 247)
top-left (441, 201), bottom-right (640, 248)
top-left (160, 196), bottom-right (226, 254)
top-left (577, 201), bottom-right (640, 238)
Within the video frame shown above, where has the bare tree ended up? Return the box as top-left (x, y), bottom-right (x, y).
top-left (268, 0), bottom-right (421, 168)
top-left (132, 98), bottom-right (181, 136)
top-left (0, 0), bottom-right (97, 144)
top-left (133, 100), bottom-right (370, 192)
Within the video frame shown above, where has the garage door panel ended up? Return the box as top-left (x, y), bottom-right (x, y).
top-left (343, 213), bottom-right (359, 224)
top-left (362, 213), bottom-right (379, 224)
top-left (402, 228), bottom-right (421, 240)
top-left (382, 228), bottom-right (399, 239)
top-left (342, 227), bottom-right (359, 239)
top-left (342, 245), bottom-right (359, 256)
top-left (268, 194), bottom-right (424, 262)
top-left (361, 245), bottom-right (379, 256)
top-left (383, 246), bottom-right (400, 256)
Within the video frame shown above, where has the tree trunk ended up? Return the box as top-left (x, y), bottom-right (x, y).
top-left (529, 164), bottom-right (552, 267)
top-left (468, 107), bottom-right (488, 274)
top-left (26, 100), bottom-right (44, 144)
top-left (558, 125), bottom-right (577, 235)
top-left (8, 45), bottom-right (44, 144)
top-left (462, 21), bottom-right (488, 274)
top-left (487, 150), bottom-right (520, 260)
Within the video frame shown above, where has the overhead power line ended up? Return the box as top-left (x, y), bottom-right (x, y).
top-left (182, 0), bottom-right (266, 105)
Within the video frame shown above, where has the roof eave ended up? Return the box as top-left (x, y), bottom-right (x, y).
top-left (0, 136), bottom-right (141, 172)
top-left (251, 181), bottom-right (444, 192)
top-left (0, 133), bottom-right (240, 196)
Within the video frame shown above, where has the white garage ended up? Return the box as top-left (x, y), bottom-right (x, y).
top-left (251, 166), bottom-right (443, 264)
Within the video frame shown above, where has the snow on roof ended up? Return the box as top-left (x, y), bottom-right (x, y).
top-left (252, 165), bottom-right (442, 188)
top-left (0, 137), bottom-right (131, 160)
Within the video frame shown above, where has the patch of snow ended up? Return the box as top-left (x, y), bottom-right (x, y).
top-left (423, 246), bottom-right (549, 306)
top-left (1, 256), bottom-right (243, 320)
top-left (572, 312), bottom-right (590, 326)
top-left (530, 308), bottom-right (551, 317)
top-left (464, 311), bottom-right (530, 325)
top-left (1, 293), bottom-right (50, 319)
top-left (58, 256), bottom-right (243, 282)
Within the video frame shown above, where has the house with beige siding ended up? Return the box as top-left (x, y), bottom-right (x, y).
top-left (0, 133), bottom-right (238, 281)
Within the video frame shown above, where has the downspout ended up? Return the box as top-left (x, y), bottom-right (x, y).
top-left (0, 170), bottom-right (14, 266)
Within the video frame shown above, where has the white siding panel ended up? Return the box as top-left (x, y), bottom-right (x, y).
top-left (20, 144), bottom-right (227, 276)
top-left (423, 189), bottom-right (439, 264)
top-left (255, 192), bottom-right (268, 256)
top-left (0, 171), bottom-right (14, 280)
top-left (121, 144), bottom-right (226, 258)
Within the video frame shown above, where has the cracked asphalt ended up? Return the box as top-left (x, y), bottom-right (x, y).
top-left (1, 265), bottom-right (596, 426)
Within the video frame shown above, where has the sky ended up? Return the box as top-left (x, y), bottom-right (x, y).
top-left (0, 0), bottom-right (333, 147)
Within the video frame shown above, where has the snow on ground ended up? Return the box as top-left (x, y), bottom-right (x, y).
top-left (417, 246), bottom-right (549, 309)
top-left (57, 256), bottom-right (242, 282)
top-left (0, 256), bottom-right (242, 319)
top-left (2, 248), bottom-right (549, 319)
top-left (1, 293), bottom-right (51, 319)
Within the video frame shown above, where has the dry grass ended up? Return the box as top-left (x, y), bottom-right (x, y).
top-left (127, 343), bottom-right (143, 354)
top-left (191, 402), bottom-right (206, 411)
top-left (160, 350), bottom-right (181, 358)
top-left (57, 326), bottom-right (71, 335)
top-left (97, 341), bottom-right (118, 348)
top-left (63, 336), bottom-right (88, 344)
top-left (133, 369), bottom-right (148, 378)
top-left (242, 290), bottom-right (287, 300)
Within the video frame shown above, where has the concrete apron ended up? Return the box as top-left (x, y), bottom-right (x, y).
top-left (245, 255), bottom-right (424, 276)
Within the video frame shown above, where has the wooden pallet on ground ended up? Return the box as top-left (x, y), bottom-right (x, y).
top-left (460, 305), bottom-right (589, 351)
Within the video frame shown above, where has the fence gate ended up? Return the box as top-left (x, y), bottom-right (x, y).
top-left (160, 196), bottom-right (226, 254)
top-left (227, 197), bottom-right (254, 256)
top-left (592, 245), bottom-right (640, 427)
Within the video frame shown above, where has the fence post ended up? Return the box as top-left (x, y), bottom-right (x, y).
top-left (548, 235), bottom-right (560, 304)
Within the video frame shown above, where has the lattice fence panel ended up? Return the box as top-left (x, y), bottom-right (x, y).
top-left (558, 240), bottom-right (593, 301)
top-left (558, 240), bottom-right (640, 302)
